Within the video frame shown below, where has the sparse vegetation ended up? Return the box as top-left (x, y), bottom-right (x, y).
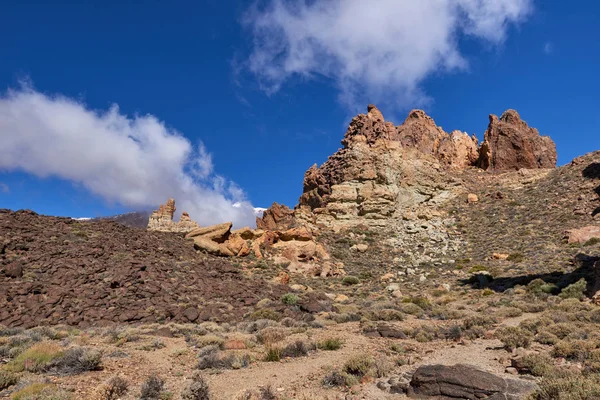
top-left (342, 276), bottom-right (360, 286)
top-left (495, 327), bottom-right (533, 350)
top-left (317, 338), bottom-right (343, 351)
top-left (140, 375), bottom-right (166, 400)
top-left (281, 293), bottom-right (299, 305)
top-left (181, 372), bottom-right (210, 400)
top-left (0, 370), bottom-right (19, 390)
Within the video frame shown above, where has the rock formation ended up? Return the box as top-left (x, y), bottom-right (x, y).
top-left (185, 221), bottom-right (340, 277)
top-left (147, 199), bottom-right (199, 233)
top-left (256, 202), bottom-right (295, 231)
top-left (478, 110), bottom-right (557, 171)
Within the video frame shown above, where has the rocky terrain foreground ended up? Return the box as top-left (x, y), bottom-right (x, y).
top-left (1, 106), bottom-right (600, 400)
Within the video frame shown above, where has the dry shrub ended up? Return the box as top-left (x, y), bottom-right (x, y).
top-left (255, 328), bottom-right (286, 345)
top-left (495, 327), bottom-right (533, 350)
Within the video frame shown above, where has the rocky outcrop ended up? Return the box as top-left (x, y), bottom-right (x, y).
top-left (297, 106), bottom-right (465, 230)
top-left (478, 110), bottom-right (557, 171)
top-left (407, 364), bottom-right (537, 399)
top-left (184, 221), bottom-right (339, 277)
top-left (147, 199), bottom-right (199, 233)
top-left (256, 202), bottom-right (295, 231)
top-left (565, 226), bottom-right (600, 244)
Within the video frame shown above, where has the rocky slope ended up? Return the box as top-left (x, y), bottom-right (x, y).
top-left (0, 210), bottom-right (288, 328)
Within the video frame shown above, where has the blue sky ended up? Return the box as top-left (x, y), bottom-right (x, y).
top-left (1, 1), bottom-right (599, 226)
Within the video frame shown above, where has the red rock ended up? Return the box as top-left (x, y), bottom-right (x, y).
top-left (478, 110), bottom-right (557, 171)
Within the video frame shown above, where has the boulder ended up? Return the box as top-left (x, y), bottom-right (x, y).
top-left (565, 226), bottom-right (600, 244)
top-left (192, 237), bottom-right (234, 257)
top-left (279, 227), bottom-right (312, 242)
top-left (256, 202), bottom-right (295, 231)
top-left (467, 193), bottom-right (479, 203)
top-left (478, 110), bottom-right (557, 171)
top-left (408, 364), bottom-right (537, 399)
top-left (186, 222), bottom-right (232, 242)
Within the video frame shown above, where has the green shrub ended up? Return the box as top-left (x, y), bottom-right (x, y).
top-left (520, 353), bottom-right (555, 377)
top-left (317, 338), bottom-right (343, 351)
top-left (322, 370), bottom-right (356, 387)
top-left (559, 279), bottom-right (587, 301)
top-left (264, 347), bottom-right (281, 362)
top-left (248, 309), bottom-right (282, 322)
top-left (551, 340), bottom-right (596, 361)
top-left (531, 371), bottom-right (600, 400)
top-left (181, 372), bottom-right (210, 400)
top-left (281, 341), bottom-right (315, 358)
top-left (495, 327), bottom-right (533, 350)
top-left (507, 253), bottom-right (524, 263)
top-left (51, 347), bottom-right (102, 375)
top-left (96, 376), bottom-right (129, 400)
top-left (398, 303), bottom-right (424, 316)
top-left (583, 237), bottom-right (600, 246)
top-left (402, 296), bottom-right (432, 310)
top-left (343, 354), bottom-right (374, 377)
top-left (281, 293), bottom-right (299, 305)
top-left (6, 342), bottom-right (62, 372)
top-left (140, 375), bottom-right (166, 400)
top-left (0, 370), bottom-right (19, 390)
top-left (469, 265), bottom-right (488, 273)
top-left (11, 383), bottom-right (72, 400)
top-left (342, 276), bottom-right (360, 286)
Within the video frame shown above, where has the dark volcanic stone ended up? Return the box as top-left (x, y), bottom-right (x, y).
top-left (408, 364), bottom-right (537, 399)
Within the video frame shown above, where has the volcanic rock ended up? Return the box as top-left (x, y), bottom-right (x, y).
top-left (256, 202), bottom-right (295, 231)
top-left (147, 199), bottom-right (199, 233)
top-left (479, 110), bottom-right (557, 171)
top-left (408, 364), bottom-right (537, 399)
top-left (0, 210), bottom-right (287, 327)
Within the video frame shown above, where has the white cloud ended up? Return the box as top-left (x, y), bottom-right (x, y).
top-left (0, 86), bottom-right (258, 228)
top-left (244, 0), bottom-right (532, 109)
top-left (543, 42), bottom-right (553, 54)
top-left (0, 183), bottom-right (9, 194)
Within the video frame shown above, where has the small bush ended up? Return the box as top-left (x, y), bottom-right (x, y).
top-left (255, 327), bottom-right (286, 345)
top-left (495, 327), bottom-right (533, 350)
top-left (248, 309), bottom-right (282, 322)
top-left (197, 346), bottom-right (250, 370)
top-left (51, 347), bottom-right (102, 375)
top-left (281, 293), bottom-right (299, 305)
top-left (535, 331), bottom-right (559, 345)
top-left (463, 315), bottom-right (497, 330)
top-left (469, 265), bottom-right (488, 273)
top-left (398, 303), bottom-right (425, 316)
top-left (342, 276), bottom-right (360, 286)
top-left (0, 370), bottom-right (19, 390)
top-left (11, 383), bottom-right (72, 400)
top-left (96, 376), bottom-right (129, 400)
top-left (194, 335), bottom-right (225, 349)
top-left (551, 340), bottom-right (595, 361)
top-left (559, 279), bottom-right (587, 301)
top-left (497, 307), bottom-right (524, 318)
top-left (322, 370), bottom-right (354, 387)
top-left (369, 309), bottom-right (405, 321)
top-left (281, 341), bottom-right (315, 358)
top-left (7, 342), bottom-right (62, 372)
top-left (531, 371), bottom-right (600, 400)
top-left (583, 237), bottom-right (600, 246)
top-left (527, 279), bottom-right (558, 297)
top-left (402, 296), bottom-right (432, 310)
top-left (445, 325), bottom-right (463, 341)
top-left (140, 375), bottom-right (165, 400)
top-left (519, 353), bottom-right (555, 377)
top-left (343, 354), bottom-right (373, 377)
top-left (317, 338), bottom-right (343, 351)
top-left (507, 253), bottom-right (524, 263)
top-left (181, 372), bottom-right (210, 400)
top-left (264, 347), bottom-right (281, 362)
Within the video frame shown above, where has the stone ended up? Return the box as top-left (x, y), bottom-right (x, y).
top-left (4, 263), bottom-right (23, 278)
top-left (279, 227), bottom-right (312, 242)
top-left (565, 226), bottom-right (600, 244)
top-left (183, 307), bottom-right (199, 322)
top-left (186, 222), bottom-right (232, 242)
top-left (256, 202), bottom-right (295, 231)
top-left (377, 323), bottom-right (407, 339)
top-left (478, 110), bottom-right (557, 171)
top-left (408, 364), bottom-right (537, 399)
top-left (391, 290), bottom-right (403, 298)
top-left (493, 253), bottom-right (510, 260)
top-left (350, 244), bottom-right (369, 253)
top-left (386, 283), bottom-right (400, 292)
top-left (335, 294), bottom-right (349, 303)
top-left (467, 193), bottom-right (479, 203)
top-left (192, 237), bottom-right (234, 257)
top-left (147, 199), bottom-right (200, 233)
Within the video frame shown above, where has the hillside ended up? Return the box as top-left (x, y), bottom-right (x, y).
top-left (1, 107), bottom-right (599, 400)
